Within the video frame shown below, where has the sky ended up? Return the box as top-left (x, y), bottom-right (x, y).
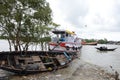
top-left (47, 0), bottom-right (120, 41)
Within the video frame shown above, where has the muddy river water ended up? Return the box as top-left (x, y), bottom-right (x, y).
top-left (81, 44), bottom-right (120, 73)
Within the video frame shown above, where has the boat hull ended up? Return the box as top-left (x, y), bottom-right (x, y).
top-left (49, 42), bottom-right (82, 52)
top-left (82, 42), bottom-right (97, 45)
top-left (95, 48), bottom-right (117, 51)
top-left (0, 51), bottom-right (73, 75)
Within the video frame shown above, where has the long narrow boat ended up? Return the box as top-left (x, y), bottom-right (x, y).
top-left (95, 47), bottom-right (117, 51)
top-left (82, 42), bottom-right (97, 45)
top-left (0, 51), bottom-right (74, 75)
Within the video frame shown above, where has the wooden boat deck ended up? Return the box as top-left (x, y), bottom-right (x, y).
top-left (0, 51), bottom-right (75, 75)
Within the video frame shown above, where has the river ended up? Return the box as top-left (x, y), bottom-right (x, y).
top-left (0, 40), bottom-right (120, 79)
top-left (81, 44), bottom-right (120, 73)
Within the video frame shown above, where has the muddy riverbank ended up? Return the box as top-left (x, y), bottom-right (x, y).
top-left (66, 61), bottom-right (118, 80)
top-left (7, 59), bottom-right (117, 80)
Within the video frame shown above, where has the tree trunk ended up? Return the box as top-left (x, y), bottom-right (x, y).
top-left (41, 42), bottom-right (44, 51)
top-left (7, 39), bottom-right (12, 52)
top-left (35, 44), bottom-right (37, 51)
top-left (24, 43), bottom-right (29, 51)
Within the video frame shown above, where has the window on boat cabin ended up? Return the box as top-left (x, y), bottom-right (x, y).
top-left (59, 34), bottom-right (65, 41)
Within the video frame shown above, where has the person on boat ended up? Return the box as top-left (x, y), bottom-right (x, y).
top-left (59, 34), bottom-right (65, 41)
top-left (100, 46), bottom-right (107, 49)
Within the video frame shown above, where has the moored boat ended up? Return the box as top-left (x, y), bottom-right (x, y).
top-left (49, 30), bottom-right (82, 52)
top-left (0, 51), bottom-right (73, 75)
top-left (82, 42), bottom-right (97, 45)
top-left (95, 46), bottom-right (117, 51)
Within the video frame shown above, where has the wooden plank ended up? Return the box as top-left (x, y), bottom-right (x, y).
top-left (32, 56), bottom-right (46, 69)
top-left (14, 56), bottom-right (19, 65)
top-left (32, 56), bottom-right (41, 62)
top-left (56, 55), bottom-right (66, 65)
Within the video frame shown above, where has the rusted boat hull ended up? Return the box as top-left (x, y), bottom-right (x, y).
top-left (0, 63), bottom-right (68, 74)
top-left (82, 42), bottom-right (97, 45)
top-left (0, 51), bottom-right (73, 75)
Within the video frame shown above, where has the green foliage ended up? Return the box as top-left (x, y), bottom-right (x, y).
top-left (39, 37), bottom-right (51, 42)
top-left (84, 39), bottom-right (96, 43)
top-left (0, 0), bottom-right (55, 51)
top-left (83, 38), bottom-right (108, 44)
top-left (98, 38), bottom-right (108, 44)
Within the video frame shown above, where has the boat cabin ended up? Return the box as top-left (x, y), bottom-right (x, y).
top-left (52, 30), bottom-right (76, 42)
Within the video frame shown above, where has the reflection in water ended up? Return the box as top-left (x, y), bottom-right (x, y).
top-left (81, 44), bottom-right (120, 74)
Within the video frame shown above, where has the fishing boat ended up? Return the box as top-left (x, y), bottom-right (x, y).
top-left (0, 51), bottom-right (72, 75)
top-left (81, 41), bottom-right (97, 45)
top-left (95, 46), bottom-right (117, 51)
top-left (49, 30), bottom-right (82, 52)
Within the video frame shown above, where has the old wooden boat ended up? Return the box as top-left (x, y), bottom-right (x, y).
top-left (0, 51), bottom-right (74, 75)
top-left (95, 47), bottom-right (117, 51)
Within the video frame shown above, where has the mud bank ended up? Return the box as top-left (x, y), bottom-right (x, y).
top-left (8, 59), bottom-right (118, 80)
top-left (66, 61), bottom-right (118, 80)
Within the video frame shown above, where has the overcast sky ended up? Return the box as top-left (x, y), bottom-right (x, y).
top-left (47, 0), bottom-right (120, 41)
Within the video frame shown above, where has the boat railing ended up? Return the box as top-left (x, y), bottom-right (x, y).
top-left (51, 36), bottom-right (76, 43)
